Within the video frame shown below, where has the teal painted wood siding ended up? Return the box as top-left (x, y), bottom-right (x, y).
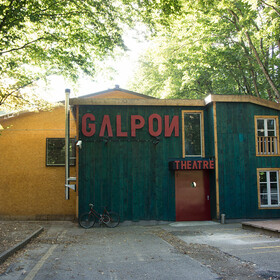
top-left (78, 105), bottom-right (212, 221)
top-left (204, 104), bottom-right (217, 219)
top-left (216, 102), bottom-right (280, 219)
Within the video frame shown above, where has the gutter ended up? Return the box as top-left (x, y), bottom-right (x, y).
top-left (65, 89), bottom-right (76, 199)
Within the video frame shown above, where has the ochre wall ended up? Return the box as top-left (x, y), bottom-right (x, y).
top-left (0, 105), bottom-right (77, 219)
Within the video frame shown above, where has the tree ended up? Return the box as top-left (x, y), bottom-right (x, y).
top-left (0, 0), bottom-right (182, 111)
top-left (129, 0), bottom-right (280, 101)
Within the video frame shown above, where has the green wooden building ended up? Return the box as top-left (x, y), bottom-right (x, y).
top-left (70, 87), bottom-right (280, 221)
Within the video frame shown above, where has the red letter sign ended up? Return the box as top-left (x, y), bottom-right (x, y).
top-left (165, 115), bottom-right (179, 137)
top-left (131, 115), bottom-right (145, 137)
top-left (149, 114), bottom-right (162, 137)
top-left (116, 115), bottom-right (128, 137)
top-left (99, 115), bottom-right (113, 137)
top-left (82, 113), bottom-right (95, 137)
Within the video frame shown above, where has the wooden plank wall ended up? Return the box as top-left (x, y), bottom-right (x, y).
top-left (216, 102), bottom-right (280, 219)
top-left (204, 104), bottom-right (217, 219)
top-left (78, 105), bottom-right (209, 221)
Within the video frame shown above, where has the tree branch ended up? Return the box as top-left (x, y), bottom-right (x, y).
top-left (245, 31), bottom-right (280, 99)
top-left (0, 37), bottom-right (46, 54)
top-left (0, 78), bottom-right (39, 106)
top-left (260, 0), bottom-right (280, 17)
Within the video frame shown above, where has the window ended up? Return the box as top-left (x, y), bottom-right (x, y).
top-left (182, 111), bottom-right (205, 157)
top-left (255, 116), bottom-right (279, 156)
top-left (46, 138), bottom-right (76, 166)
top-left (258, 169), bottom-right (280, 208)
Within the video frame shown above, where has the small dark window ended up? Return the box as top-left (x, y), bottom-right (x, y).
top-left (183, 112), bottom-right (203, 156)
top-left (46, 138), bottom-right (76, 166)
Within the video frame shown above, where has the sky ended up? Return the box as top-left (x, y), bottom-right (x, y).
top-left (40, 34), bottom-right (149, 103)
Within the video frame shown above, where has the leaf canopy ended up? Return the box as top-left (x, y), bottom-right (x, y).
top-left (129, 0), bottom-right (280, 102)
top-left (0, 0), bottom-right (182, 110)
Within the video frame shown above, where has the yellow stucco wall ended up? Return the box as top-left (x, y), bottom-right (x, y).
top-left (0, 105), bottom-right (77, 219)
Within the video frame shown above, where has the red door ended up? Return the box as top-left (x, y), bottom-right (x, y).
top-left (175, 170), bottom-right (211, 221)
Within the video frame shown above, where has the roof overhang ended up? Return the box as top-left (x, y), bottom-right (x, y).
top-left (70, 94), bottom-right (280, 111)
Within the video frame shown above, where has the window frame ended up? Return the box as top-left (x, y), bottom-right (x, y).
top-left (46, 138), bottom-right (76, 167)
top-left (182, 110), bottom-right (205, 158)
top-left (257, 168), bottom-right (280, 209)
top-left (255, 115), bottom-right (279, 156)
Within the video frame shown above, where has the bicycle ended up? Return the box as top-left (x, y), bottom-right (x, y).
top-left (78, 203), bottom-right (120, 229)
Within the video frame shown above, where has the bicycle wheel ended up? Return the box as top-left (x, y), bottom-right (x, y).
top-left (105, 212), bottom-right (120, 228)
top-left (78, 213), bottom-right (96, 228)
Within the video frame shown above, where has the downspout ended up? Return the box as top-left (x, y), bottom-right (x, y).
top-left (65, 88), bottom-right (76, 199)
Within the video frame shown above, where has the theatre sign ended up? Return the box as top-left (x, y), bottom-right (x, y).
top-left (81, 113), bottom-right (179, 138)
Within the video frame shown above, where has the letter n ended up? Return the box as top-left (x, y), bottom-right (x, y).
top-left (165, 115), bottom-right (179, 137)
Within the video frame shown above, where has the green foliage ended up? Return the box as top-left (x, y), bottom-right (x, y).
top-left (0, 0), bottom-right (182, 110)
top-left (129, 0), bottom-right (280, 101)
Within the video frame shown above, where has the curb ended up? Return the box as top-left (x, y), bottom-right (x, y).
top-left (242, 223), bottom-right (280, 238)
top-left (0, 227), bottom-right (44, 265)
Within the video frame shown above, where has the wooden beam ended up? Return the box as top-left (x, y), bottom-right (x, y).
top-left (70, 98), bottom-right (205, 107)
top-left (205, 95), bottom-right (280, 111)
top-left (213, 102), bottom-right (220, 219)
top-left (71, 94), bottom-right (280, 111)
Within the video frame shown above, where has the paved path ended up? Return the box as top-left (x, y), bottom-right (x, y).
top-left (2, 221), bottom-right (280, 279)
top-left (164, 221), bottom-right (280, 279)
top-left (0, 222), bottom-right (218, 280)
top-left (242, 219), bottom-right (280, 237)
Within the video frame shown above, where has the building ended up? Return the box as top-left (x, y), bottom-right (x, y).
top-left (1, 86), bottom-right (280, 221)
top-left (71, 87), bottom-right (280, 221)
top-left (0, 105), bottom-right (77, 219)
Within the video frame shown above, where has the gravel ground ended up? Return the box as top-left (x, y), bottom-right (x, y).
top-left (0, 221), bottom-right (42, 256)
top-left (153, 228), bottom-right (267, 280)
top-left (0, 221), bottom-right (43, 274)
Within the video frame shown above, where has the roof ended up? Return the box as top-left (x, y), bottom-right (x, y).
top-left (70, 89), bottom-right (280, 111)
top-left (78, 85), bottom-right (156, 100)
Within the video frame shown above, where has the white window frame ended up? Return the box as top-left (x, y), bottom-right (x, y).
top-left (255, 116), bottom-right (279, 156)
top-left (257, 168), bottom-right (280, 209)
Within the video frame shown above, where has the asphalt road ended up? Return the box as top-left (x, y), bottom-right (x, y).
top-left (164, 221), bottom-right (280, 279)
top-left (1, 221), bottom-right (280, 280)
top-left (0, 222), bottom-right (218, 280)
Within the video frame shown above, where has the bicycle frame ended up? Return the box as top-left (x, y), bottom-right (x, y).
top-left (88, 205), bottom-right (110, 223)
top-left (79, 203), bottom-right (120, 228)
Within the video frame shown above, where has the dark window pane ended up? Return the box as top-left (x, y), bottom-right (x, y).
top-left (46, 138), bottom-right (76, 166)
top-left (271, 194), bottom-right (279, 205)
top-left (267, 120), bottom-right (275, 130)
top-left (268, 130), bottom-right (275, 136)
top-left (270, 183), bottom-right (278, 194)
top-left (257, 119), bottom-right (264, 130)
top-left (184, 113), bottom-right (201, 156)
top-left (260, 183), bottom-right (267, 194)
top-left (259, 172), bottom-right (267, 182)
top-left (270, 172), bottom-right (277, 182)
top-left (260, 194), bottom-right (268, 205)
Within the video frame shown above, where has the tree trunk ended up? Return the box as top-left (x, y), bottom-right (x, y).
top-left (245, 32), bottom-right (280, 100)
top-left (250, 69), bottom-right (260, 98)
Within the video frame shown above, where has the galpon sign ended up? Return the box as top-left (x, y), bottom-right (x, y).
top-left (81, 113), bottom-right (180, 138)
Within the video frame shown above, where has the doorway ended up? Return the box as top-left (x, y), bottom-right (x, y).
top-left (175, 170), bottom-right (211, 221)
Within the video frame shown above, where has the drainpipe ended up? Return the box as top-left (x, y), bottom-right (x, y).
top-left (65, 89), bottom-right (76, 199)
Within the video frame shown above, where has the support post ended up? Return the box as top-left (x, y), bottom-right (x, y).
top-left (65, 89), bottom-right (70, 200)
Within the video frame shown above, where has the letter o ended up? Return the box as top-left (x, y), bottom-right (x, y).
top-left (149, 114), bottom-right (162, 137)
